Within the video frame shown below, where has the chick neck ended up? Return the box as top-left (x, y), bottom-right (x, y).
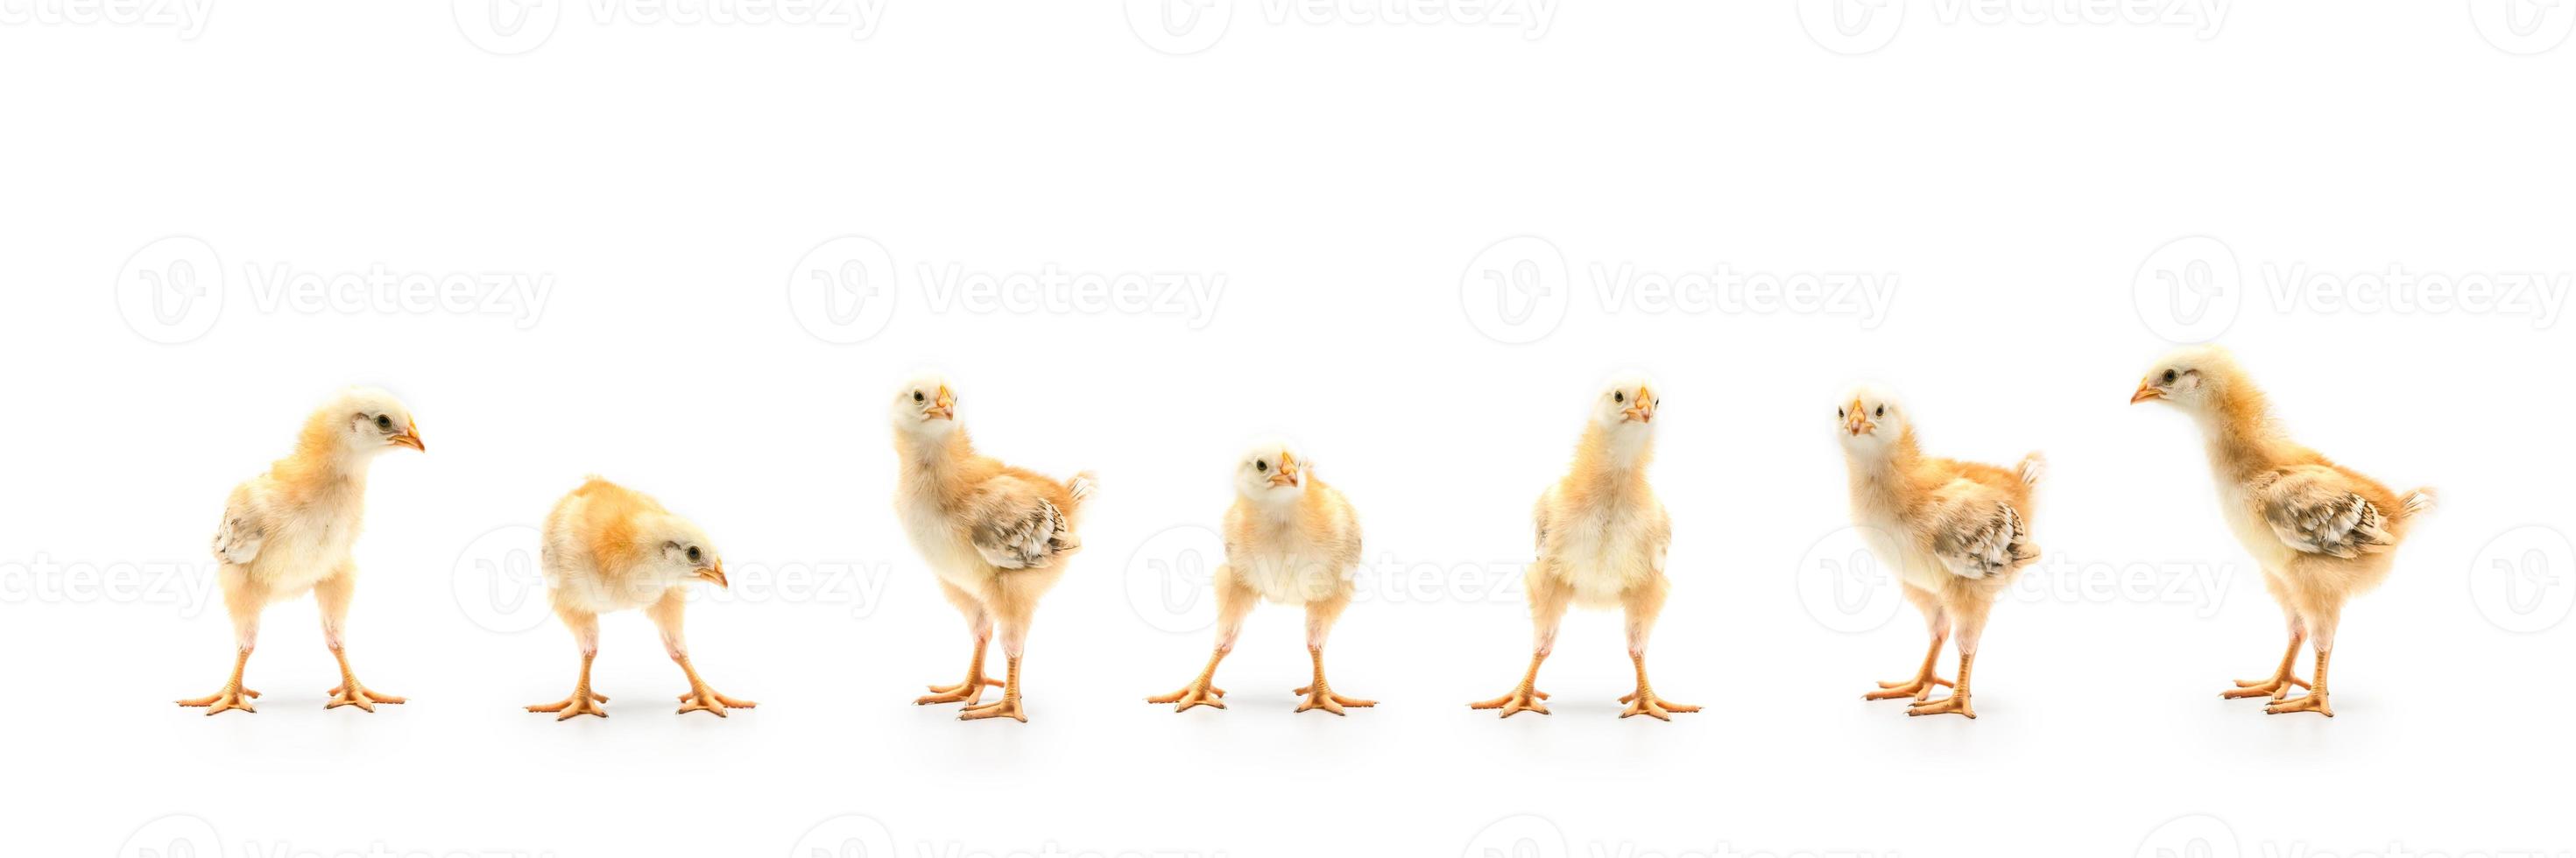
top-left (894, 424), bottom-right (975, 473)
top-left (1571, 421), bottom-right (1655, 486)
top-left (1841, 428), bottom-right (1922, 501)
top-left (278, 411), bottom-right (385, 488)
top-left (2188, 375), bottom-right (2283, 481)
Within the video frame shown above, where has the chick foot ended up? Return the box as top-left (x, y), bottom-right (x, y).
top-left (677, 686), bottom-right (756, 717)
top-left (1907, 693), bottom-right (1975, 719)
top-left (527, 689), bottom-right (609, 721)
top-left (2222, 674), bottom-right (2309, 701)
top-left (176, 686), bottom-right (261, 716)
top-left (960, 695), bottom-right (1025, 722)
top-left (2264, 693), bottom-right (2333, 717)
top-left (915, 674), bottom-right (1003, 707)
top-left (325, 683), bottom-right (407, 713)
top-left (1865, 674), bottom-right (1952, 702)
top-left (1147, 679), bottom-right (1227, 713)
top-left (1293, 683), bottom-right (1374, 716)
top-left (1469, 686), bottom-right (1550, 717)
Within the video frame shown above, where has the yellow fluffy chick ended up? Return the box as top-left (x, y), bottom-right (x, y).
top-left (1472, 374), bottom-right (1698, 721)
top-left (1836, 384), bottom-right (2043, 720)
top-left (1148, 439), bottom-right (1374, 715)
top-left (524, 477), bottom-right (753, 721)
top-left (2132, 346), bottom-right (2434, 717)
top-left (893, 373), bottom-right (1096, 723)
top-left (179, 386), bottom-right (424, 716)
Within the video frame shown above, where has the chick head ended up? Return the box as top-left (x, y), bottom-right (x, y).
top-left (892, 371), bottom-right (959, 437)
top-left (646, 514), bottom-right (728, 589)
top-left (1835, 383), bottom-right (1909, 453)
top-left (1234, 437), bottom-right (1308, 503)
top-left (1591, 371), bottom-right (1660, 432)
top-left (2130, 344), bottom-right (2237, 411)
top-left (321, 386), bottom-right (425, 457)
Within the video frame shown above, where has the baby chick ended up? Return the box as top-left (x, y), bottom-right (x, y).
top-left (2132, 346), bottom-right (2434, 717)
top-left (1148, 439), bottom-right (1374, 715)
top-left (179, 386), bottom-right (423, 716)
top-left (525, 477), bottom-right (754, 721)
top-left (1835, 384), bottom-right (2043, 720)
top-left (893, 373), bottom-right (1096, 723)
top-left (1471, 374), bottom-right (1698, 721)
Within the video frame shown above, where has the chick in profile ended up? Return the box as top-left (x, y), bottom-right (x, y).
top-left (1836, 384), bottom-right (2043, 720)
top-left (2133, 346), bottom-right (2434, 717)
top-left (180, 386), bottom-right (424, 716)
top-left (1148, 439), bottom-right (1374, 715)
top-left (893, 373), bottom-right (1096, 723)
top-left (1471, 374), bottom-right (1698, 721)
top-left (525, 477), bottom-right (754, 721)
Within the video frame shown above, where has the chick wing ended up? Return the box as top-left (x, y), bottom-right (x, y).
top-left (1916, 476), bottom-right (2036, 580)
top-left (965, 474), bottom-right (1078, 570)
top-left (2251, 466), bottom-right (2396, 559)
top-left (211, 482), bottom-right (271, 566)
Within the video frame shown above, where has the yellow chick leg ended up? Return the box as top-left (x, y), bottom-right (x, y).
top-left (2222, 630), bottom-right (2311, 701)
top-left (1907, 651), bottom-right (1977, 718)
top-left (674, 654), bottom-right (758, 717)
top-left (175, 646), bottom-right (260, 716)
top-left (1617, 651), bottom-right (1700, 721)
top-left (527, 651), bottom-right (609, 721)
top-left (959, 655), bottom-right (1027, 722)
top-left (917, 634), bottom-right (1004, 707)
top-left (1469, 651), bottom-right (1553, 717)
top-left (1865, 632), bottom-right (1954, 701)
top-left (1147, 647), bottom-right (1232, 712)
top-left (323, 644), bottom-right (407, 713)
top-left (1293, 645), bottom-right (1375, 715)
top-left (2265, 647), bottom-right (2334, 717)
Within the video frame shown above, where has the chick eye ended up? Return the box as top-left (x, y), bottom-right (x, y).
top-left (913, 391), bottom-right (925, 402)
top-left (1613, 391), bottom-right (1625, 404)
top-left (2163, 369), bottom-right (2178, 383)
top-left (1837, 407), bottom-right (1845, 418)
top-left (685, 546), bottom-right (702, 563)
top-left (374, 415), bottom-right (392, 431)
top-left (1874, 405), bottom-right (1885, 418)
top-left (1255, 461), bottom-right (1267, 472)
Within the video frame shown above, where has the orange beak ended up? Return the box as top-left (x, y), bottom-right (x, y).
top-left (930, 386), bottom-right (956, 420)
top-left (1843, 399), bottom-right (1874, 436)
top-left (1267, 452), bottom-right (1302, 488)
top-left (2129, 384), bottom-right (2163, 404)
top-left (392, 425), bottom-right (426, 451)
top-left (1621, 388), bottom-right (1655, 424)
top-left (694, 562), bottom-right (729, 588)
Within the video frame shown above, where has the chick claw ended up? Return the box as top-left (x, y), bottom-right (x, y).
top-left (1907, 693), bottom-right (1975, 719)
top-left (527, 691), bottom-right (609, 721)
top-left (2222, 675), bottom-right (2310, 701)
top-left (915, 675), bottom-right (1005, 707)
top-left (1147, 680), bottom-right (1227, 713)
top-left (959, 696), bottom-right (1026, 723)
top-left (1617, 691), bottom-right (1699, 721)
top-left (324, 684), bottom-right (407, 713)
top-left (1293, 684), bottom-right (1375, 716)
top-left (2264, 693), bottom-right (2333, 717)
top-left (176, 686), bottom-right (260, 716)
top-left (677, 686), bottom-right (757, 717)
top-left (1865, 674), bottom-right (1952, 702)
top-left (1469, 686), bottom-right (1550, 717)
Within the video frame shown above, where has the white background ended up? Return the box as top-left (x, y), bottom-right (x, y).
top-left (4, 3), bottom-right (2574, 856)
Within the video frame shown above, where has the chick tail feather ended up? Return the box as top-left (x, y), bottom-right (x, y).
top-left (2401, 486), bottom-right (2438, 517)
top-left (2014, 452), bottom-right (2047, 488)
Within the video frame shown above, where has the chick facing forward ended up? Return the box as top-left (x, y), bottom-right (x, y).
top-left (179, 386), bottom-right (424, 716)
top-left (1836, 384), bottom-right (2043, 720)
top-left (2133, 346), bottom-right (2434, 717)
top-left (524, 477), bottom-right (754, 721)
top-left (1471, 374), bottom-right (1698, 721)
top-left (1148, 439), bottom-right (1375, 715)
top-left (893, 373), bottom-right (1096, 723)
